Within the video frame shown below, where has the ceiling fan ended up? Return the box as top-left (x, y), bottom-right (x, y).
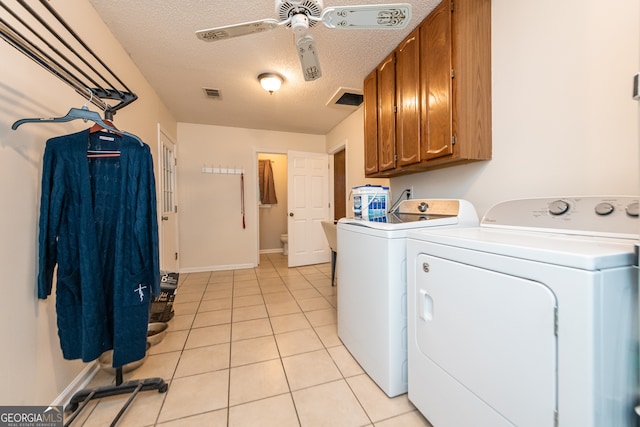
top-left (195, 1), bottom-right (412, 81)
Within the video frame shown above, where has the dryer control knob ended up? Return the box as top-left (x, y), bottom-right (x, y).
top-left (595, 202), bottom-right (614, 216)
top-left (418, 202), bottom-right (429, 213)
top-left (548, 200), bottom-right (569, 216)
top-left (626, 202), bottom-right (639, 217)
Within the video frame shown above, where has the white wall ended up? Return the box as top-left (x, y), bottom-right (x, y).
top-left (393, 0), bottom-right (640, 216)
top-left (326, 108), bottom-right (390, 216)
top-left (0, 2), bottom-right (177, 405)
top-left (177, 123), bottom-right (325, 271)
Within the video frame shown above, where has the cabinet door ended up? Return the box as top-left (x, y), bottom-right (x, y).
top-left (396, 29), bottom-right (420, 167)
top-left (377, 53), bottom-right (396, 172)
top-left (420, 0), bottom-right (454, 161)
top-left (363, 69), bottom-right (379, 175)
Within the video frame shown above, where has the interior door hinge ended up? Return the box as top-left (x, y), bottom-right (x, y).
top-left (174, 205), bottom-right (178, 213)
top-left (451, 69), bottom-right (455, 79)
top-left (175, 252), bottom-right (178, 261)
top-left (451, 0), bottom-right (455, 12)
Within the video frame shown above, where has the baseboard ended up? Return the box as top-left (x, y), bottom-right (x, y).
top-left (259, 248), bottom-right (284, 254)
top-left (51, 362), bottom-right (100, 407)
top-left (179, 263), bottom-right (256, 273)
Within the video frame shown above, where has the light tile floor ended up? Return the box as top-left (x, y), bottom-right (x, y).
top-left (68, 253), bottom-right (433, 427)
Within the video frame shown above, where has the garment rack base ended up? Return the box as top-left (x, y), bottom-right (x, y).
top-left (65, 377), bottom-right (168, 426)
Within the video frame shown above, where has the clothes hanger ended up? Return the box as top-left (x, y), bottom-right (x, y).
top-left (87, 149), bottom-right (121, 159)
top-left (85, 94), bottom-right (123, 158)
top-left (12, 106), bottom-right (144, 147)
top-left (89, 116), bottom-right (121, 135)
top-left (12, 105), bottom-right (119, 132)
top-left (11, 90), bottom-right (144, 147)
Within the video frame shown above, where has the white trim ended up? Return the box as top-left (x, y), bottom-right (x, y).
top-left (157, 124), bottom-right (180, 272)
top-left (51, 362), bottom-right (100, 407)
top-left (254, 148), bottom-right (288, 267)
top-left (260, 248), bottom-right (285, 254)
top-left (179, 263), bottom-right (255, 273)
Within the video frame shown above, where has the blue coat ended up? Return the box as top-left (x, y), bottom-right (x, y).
top-left (38, 129), bottom-right (160, 367)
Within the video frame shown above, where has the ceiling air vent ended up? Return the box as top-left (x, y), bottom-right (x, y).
top-left (203, 87), bottom-right (222, 99)
top-left (327, 87), bottom-right (363, 109)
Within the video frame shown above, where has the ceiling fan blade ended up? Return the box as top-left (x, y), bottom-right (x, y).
top-left (296, 35), bottom-right (322, 81)
top-left (196, 19), bottom-right (280, 42)
top-left (320, 4), bottom-right (412, 30)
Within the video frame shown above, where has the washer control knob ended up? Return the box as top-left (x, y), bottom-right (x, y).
top-left (626, 202), bottom-right (639, 217)
top-left (548, 200), bottom-right (569, 216)
top-left (418, 202), bottom-right (429, 213)
top-left (595, 202), bottom-right (614, 216)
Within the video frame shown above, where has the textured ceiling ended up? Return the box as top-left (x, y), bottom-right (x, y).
top-left (88, 0), bottom-right (441, 135)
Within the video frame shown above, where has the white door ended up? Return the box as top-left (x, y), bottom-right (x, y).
top-left (158, 127), bottom-right (179, 272)
top-left (287, 150), bottom-right (330, 267)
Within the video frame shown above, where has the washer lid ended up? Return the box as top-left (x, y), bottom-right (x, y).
top-left (339, 214), bottom-right (460, 233)
top-left (340, 199), bottom-right (479, 231)
top-left (408, 227), bottom-right (636, 270)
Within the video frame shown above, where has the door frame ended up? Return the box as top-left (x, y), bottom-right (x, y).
top-left (253, 148), bottom-right (287, 265)
top-left (328, 140), bottom-right (348, 220)
top-left (157, 124), bottom-right (180, 272)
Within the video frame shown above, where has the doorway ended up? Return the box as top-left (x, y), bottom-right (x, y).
top-left (333, 148), bottom-right (346, 220)
top-left (257, 153), bottom-right (288, 254)
top-left (158, 126), bottom-right (179, 272)
top-left (255, 150), bottom-right (332, 267)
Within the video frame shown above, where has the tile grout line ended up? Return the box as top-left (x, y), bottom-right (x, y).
top-left (259, 255), bottom-right (304, 427)
top-left (151, 272), bottom-right (207, 426)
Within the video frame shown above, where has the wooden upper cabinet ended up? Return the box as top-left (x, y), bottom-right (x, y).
top-left (395, 28), bottom-right (421, 168)
top-left (362, 0), bottom-right (491, 177)
top-left (420, 0), bottom-right (453, 161)
top-left (377, 53), bottom-right (396, 172)
top-left (363, 69), bottom-right (379, 175)
top-left (452, 0), bottom-right (492, 163)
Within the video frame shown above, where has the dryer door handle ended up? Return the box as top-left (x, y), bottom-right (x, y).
top-left (419, 289), bottom-right (433, 321)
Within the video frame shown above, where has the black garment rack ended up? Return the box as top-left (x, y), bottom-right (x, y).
top-left (0, 0), bottom-right (137, 119)
top-left (0, 1), bottom-right (167, 425)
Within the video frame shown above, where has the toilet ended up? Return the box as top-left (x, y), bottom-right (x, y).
top-left (280, 234), bottom-right (288, 255)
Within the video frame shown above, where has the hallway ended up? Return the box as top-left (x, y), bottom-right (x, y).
top-left (69, 253), bottom-right (431, 426)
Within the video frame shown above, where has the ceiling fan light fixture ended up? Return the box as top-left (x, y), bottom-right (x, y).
top-left (258, 73), bottom-right (284, 94)
top-left (197, 1), bottom-right (413, 82)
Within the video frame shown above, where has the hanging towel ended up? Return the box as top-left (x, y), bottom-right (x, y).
top-left (258, 159), bottom-right (278, 205)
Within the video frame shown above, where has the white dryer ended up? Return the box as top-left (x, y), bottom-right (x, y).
top-left (337, 199), bottom-right (478, 397)
top-left (406, 196), bottom-right (639, 427)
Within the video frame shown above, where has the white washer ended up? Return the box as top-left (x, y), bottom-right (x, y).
top-left (337, 199), bottom-right (478, 397)
top-left (406, 196), bottom-right (639, 427)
